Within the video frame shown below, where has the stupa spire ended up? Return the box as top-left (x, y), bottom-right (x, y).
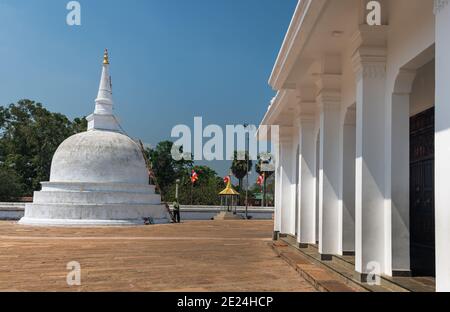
top-left (86, 49), bottom-right (121, 132)
top-left (95, 49), bottom-right (113, 113)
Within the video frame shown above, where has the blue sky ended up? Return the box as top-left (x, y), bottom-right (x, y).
top-left (0, 0), bottom-right (296, 178)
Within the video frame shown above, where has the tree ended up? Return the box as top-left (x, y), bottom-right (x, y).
top-left (0, 100), bottom-right (87, 197)
top-left (255, 153), bottom-right (274, 207)
top-left (0, 167), bottom-right (24, 201)
top-left (145, 141), bottom-right (193, 198)
top-left (231, 151), bottom-right (253, 205)
top-left (164, 165), bottom-right (224, 205)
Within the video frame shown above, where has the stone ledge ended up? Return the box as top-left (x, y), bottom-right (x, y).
top-left (271, 242), bottom-right (361, 293)
top-left (274, 235), bottom-right (436, 292)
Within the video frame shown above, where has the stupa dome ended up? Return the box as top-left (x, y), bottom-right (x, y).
top-left (50, 130), bottom-right (148, 185)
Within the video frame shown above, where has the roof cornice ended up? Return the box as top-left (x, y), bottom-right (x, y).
top-left (268, 0), bottom-right (328, 91)
top-left (260, 90), bottom-right (290, 127)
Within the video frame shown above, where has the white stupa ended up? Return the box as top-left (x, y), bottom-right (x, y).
top-left (19, 50), bottom-right (169, 226)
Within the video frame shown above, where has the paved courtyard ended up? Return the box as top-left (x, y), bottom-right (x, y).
top-left (0, 220), bottom-right (315, 292)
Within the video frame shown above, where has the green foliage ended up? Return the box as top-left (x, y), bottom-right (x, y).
top-left (0, 167), bottom-right (24, 201)
top-left (145, 141), bottom-right (225, 205)
top-left (0, 100), bottom-right (87, 197)
top-left (164, 166), bottom-right (225, 205)
top-left (144, 141), bottom-right (193, 198)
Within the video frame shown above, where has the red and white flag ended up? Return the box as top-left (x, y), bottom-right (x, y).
top-left (191, 170), bottom-right (199, 184)
top-left (256, 174), bottom-right (265, 186)
top-left (223, 176), bottom-right (231, 184)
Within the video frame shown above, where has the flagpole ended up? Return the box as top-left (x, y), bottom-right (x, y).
top-left (244, 124), bottom-right (250, 220)
top-left (190, 169), bottom-right (193, 205)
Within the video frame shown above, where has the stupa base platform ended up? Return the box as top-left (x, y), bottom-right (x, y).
top-left (19, 182), bottom-right (169, 227)
top-left (20, 203), bottom-right (169, 227)
top-left (18, 216), bottom-right (168, 227)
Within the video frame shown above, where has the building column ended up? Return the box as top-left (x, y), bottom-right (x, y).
top-left (342, 106), bottom-right (356, 254)
top-left (315, 128), bottom-right (320, 244)
top-left (298, 115), bottom-right (317, 246)
top-left (273, 135), bottom-right (282, 239)
top-left (351, 25), bottom-right (388, 278)
top-left (279, 129), bottom-right (296, 236)
top-left (317, 87), bottom-right (343, 259)
top-left (435, 0), bottom-right (450, 292)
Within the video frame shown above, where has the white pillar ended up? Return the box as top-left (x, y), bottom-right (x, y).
top-left (342, 106), bottom-right (356, 253)
top-left (352, 25), bottom-right (388, 277)
top-left (274, 141), bottom-right (282, 237)
top-left (279, 132), bottom-right (296, 236)
top-left (298, 116), bottom-right (317, 246)
top-left (315, 130), bottom-right (320, 244)
top-left (435, 0), bottom-right (450, 292)
top-left (317, 90), bottom-right (342, 258)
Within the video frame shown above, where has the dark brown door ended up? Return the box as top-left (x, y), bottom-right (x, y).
top-left (410, 107), bottom-right (435, 277)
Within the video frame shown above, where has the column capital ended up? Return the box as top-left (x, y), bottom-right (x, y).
top-left (351, 55), bottom-right (387, 80)
top-left (315, 74), bottom-right (341, 110)
top-left (317, 90), bottom-right (341, 111)
top-left (350, 24), bottom-right (388, 52)
top-left (351, 25), bottom-right (387, 81)
top-left (434, 0), bottom-right (449, 14)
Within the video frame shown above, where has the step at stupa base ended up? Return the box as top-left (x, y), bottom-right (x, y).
top-left (213, 211), bottom-right (245, 221)
top-left (20, 203), bottom-right (169, 227)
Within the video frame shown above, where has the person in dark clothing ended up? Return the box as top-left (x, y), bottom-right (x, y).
top-left (173, 201), bottom-right (181, 223)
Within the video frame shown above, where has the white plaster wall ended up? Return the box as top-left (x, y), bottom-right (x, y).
top-left (410, 60), bottom-right (435, 116)
top-left (341, 50), bottom-right (357, 112)
top-left (435, 0), bottom-right (450, 292)
top-left (386, 0), bottom-right (435, 88)
top-left (391, 92), bottom-right (411, 272)
top-left (384, 0), bottom-right (435, 275)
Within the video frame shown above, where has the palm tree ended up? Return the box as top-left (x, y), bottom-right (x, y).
top-left (255, 153), bottom-right (274, 207)
top-left (231, 151), bottom-right (252, 205)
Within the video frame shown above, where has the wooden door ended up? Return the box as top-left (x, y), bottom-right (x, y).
top-left (410, 107), bottom-right (435, 276)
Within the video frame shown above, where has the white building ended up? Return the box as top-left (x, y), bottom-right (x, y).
top-left (260, 0), bottom-right (450, 291)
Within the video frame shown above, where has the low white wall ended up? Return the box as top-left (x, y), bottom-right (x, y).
top-left (0, 203), bottom-right (25, 220)
top-left (0, 203), bottom-right (274, 221)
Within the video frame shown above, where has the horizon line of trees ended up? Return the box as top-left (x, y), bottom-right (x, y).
top-left (0, 100), bottom-right (275, 206)
top-left (0, 100), bottom-right (87, 201)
